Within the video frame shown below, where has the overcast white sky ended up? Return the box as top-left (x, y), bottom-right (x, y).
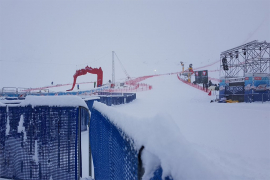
top-left (0, 0), bottom-right (269, 88)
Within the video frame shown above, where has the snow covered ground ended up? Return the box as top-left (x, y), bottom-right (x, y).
top-left (86, 74), bottom-right (270, 179)
top-left (2, 74), bottom-right (268, 180)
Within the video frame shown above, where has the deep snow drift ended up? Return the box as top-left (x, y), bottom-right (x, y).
top-left (90, 74), bottom-right (270, 179)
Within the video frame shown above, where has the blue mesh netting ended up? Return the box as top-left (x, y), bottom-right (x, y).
top-left (84, 99), bottom-right (97, 112)
top-left (0, 105), bottom-right (85, 180)
top-left (90, 107), bottom-right (173, 180)
top-left (90, 107), bottom-right (138, 180)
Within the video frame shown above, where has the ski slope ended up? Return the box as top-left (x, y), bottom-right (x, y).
top-left (96, 74), bottom-right (270, 179)
top-left (1, 74), bottom-right (269, 180)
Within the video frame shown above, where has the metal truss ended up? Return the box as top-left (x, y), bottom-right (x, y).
top-left (220, 40), bottom-right (270, 78)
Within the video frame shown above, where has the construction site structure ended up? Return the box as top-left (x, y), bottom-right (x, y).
top-left (219, 40), bottom-right (270, 102)
top-left (66, 66), bottom-right (103, 91)
top-left (220, 40), bottom-right (270, 78)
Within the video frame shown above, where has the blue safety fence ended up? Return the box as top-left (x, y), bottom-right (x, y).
top-left (97, 92), bottom-right (123, 96)
top-left (0, 104), bottom-right (89, 180)
top-left (218, 93), bottom-right (270, 103)
top-left (124, 93), bottom-right (136, 104)
top-left (98, 93), bottom-right (136, 106)
top-left (90, 106), bottom-right (173, 180)
top-left (244, 93), bottom-right (270, 102)
top-left (90, 107), bottom-right (138, 179)
top-left (1, 91), bottom-right (136, 107)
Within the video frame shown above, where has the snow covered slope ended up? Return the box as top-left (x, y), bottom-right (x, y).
top-left (104, 74), bottom-right (270, 179)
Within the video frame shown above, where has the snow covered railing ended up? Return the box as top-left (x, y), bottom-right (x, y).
top-left (0, 96), bottom-right (90, 180)
top-left (90, 102), bottom-right (174, 180)
top-left (104, 83), bottom-right (152, 93)
top-left (0, 86), bottom-right (109, 98)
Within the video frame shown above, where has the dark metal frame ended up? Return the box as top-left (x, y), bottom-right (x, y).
top-left (220, 40), bottom-right (270, 78)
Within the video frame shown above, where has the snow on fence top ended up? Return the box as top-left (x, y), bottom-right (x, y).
top-left (20, 96), bottom-right (88, 108)
top-left (93, 102), bottom-right (226, 180)
top-left (83, 96), bottom-right (100, 101)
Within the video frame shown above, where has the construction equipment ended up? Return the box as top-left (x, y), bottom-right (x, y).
top-left (181, 63), bottom-right (194, 82)
top-left (66, 66), bottom-right (103, 91)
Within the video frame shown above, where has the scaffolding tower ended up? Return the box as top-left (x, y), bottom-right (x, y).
top-left (220, 40), bottom-right (270, 79)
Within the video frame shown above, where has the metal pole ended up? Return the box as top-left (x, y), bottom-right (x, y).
top-left (112, 51), bottom-right (115, 86)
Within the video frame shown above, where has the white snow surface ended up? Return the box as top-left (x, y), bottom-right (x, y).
top-left (17, 115), bottom-right (27, 141)
top-left (83, 96), bottom-right (100, 101)
top-left (92, 74), bottom-right (270, 180)
top-left (20, 95), bottom-right (88, 108)
top-left (17, 115), bottom-right (24, 133)
top-left (0, 100), bottom-right (24, 104)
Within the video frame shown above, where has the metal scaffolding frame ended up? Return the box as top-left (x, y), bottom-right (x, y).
top-left (220, 40), bottom-right (270, 79)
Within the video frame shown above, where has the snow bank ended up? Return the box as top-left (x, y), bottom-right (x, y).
top-left (91, 75), bottom-right (270, 180)
top-left (20, 95), bottom-right (88, 108)
top-left (93, 102), bottom-right (227, 179)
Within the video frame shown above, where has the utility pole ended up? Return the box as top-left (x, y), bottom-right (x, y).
top-left (112, 51), bottom-right (115, 87)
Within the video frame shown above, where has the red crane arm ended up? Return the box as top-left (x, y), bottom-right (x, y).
top-left (66, 66), bottom-right (103, 91)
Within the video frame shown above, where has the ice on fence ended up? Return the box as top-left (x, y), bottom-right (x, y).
top-left (33, 140), bottom-right (39, 165)
top-left (17, 115), bottom-right (27, 141)
top-left (5, 106), bottom-right (10, 136)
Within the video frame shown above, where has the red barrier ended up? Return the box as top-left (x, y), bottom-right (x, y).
top-left (125, 75), bottom-right (155, 85)
top-left (25, 67), bottom-right (219, 93)
top-left (177, 74), bottom-right (210, 93)
top-left (67, 66), bottom-right (103, 91)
